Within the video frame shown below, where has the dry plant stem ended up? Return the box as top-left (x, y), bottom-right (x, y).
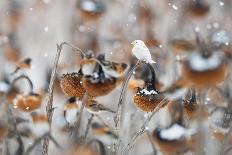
top-left (70, 92), bottom-right (88, 142)
top-left (42, 42), bottom-right (84, 155)
top-left (114, 61), bottom-right (140, 153)
top-left (114, 61), bottom-right (141, 128)
top-left (225, 146), bottom-right (232, 155)
top-left (219, 101), bottom-right (232, 155)
top-left (122, 98), bottom-right (167, 154)
top-left (7, 107), bottom-right (24, 155)
top-left (197, 89), bottom-right (206, 155)
top-left (25, 133), bottom-right (61, 155)
top-left (146, 130), bottom-right (157, 155)
top-left (84, 114), bottom-right (94, 139)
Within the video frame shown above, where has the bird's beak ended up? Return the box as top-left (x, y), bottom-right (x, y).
top-left (131, 41), bottom-right (135, 45)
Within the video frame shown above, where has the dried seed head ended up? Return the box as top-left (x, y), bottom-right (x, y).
top-left (78, 0), bottom-right (105, 21)
top-left (186, 2), bottom-right (210, 18)
top-left (83, 77), bottom-right (118, 97)
top-left (152, 124), bottom-right (197, 154)
top-left (60, 72), bottom-right (86, 99)
top-left (13, 93), bottom-right (42, 112)
top-left (133, 88), bottom-right (167, 112)
top-left (182, 58), bottom-right (228, 88)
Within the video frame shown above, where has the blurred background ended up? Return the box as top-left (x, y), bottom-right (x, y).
top-left (0, 0), bottom-right (232, 155)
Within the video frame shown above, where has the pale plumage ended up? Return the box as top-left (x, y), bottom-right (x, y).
top-left (131, 40), bottom-right (156, 63)
top-left (64, 97), bottom-right (80, 125)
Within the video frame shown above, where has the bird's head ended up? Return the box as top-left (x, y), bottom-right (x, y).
top-left (131, 40), bottom-right (146, 47)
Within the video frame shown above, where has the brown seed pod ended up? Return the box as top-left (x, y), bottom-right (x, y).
top-left (78, 0), bottom-right (105, 21)
top-left (83, 77), bottom-right (119, 97)
top-left (60, 72), bottom-right (86, 99)
top-left (133, 88), bottom-right (168, 112)
top-left (182, 53), bottom-right (228, 88)
top-left (186, 2), bottom-right (210, 18)
top-left (13, 93), bottom-right (42, 112)
top-left (152, 125), bottom-right (197, 155)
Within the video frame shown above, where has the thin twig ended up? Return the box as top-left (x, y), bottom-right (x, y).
top-left (24, 133), bottom-right (61, 155)
top-left (84, 114), bottom-right (94, 139)
top-left (113, 61), bottom-right (140, 153)
top-left (196, 89), bottom-right (206, 155)
top-left (25, 134), bottom-right (48, 155)
top-left (114, 61), bottom-right (141, 129)
top-left (122, 98), bottom-right (167, 154)
top-left (145, 130), bottom-right (157, 155)
top-left (69, 93), bottom-right (88, 143)
top-left (7, 106), bottom-right (24, 155)
top-left (42, 42), bottom-right (84, 154)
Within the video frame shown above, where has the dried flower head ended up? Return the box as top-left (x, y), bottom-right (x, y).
top-left (133, 86), bottom-right (167, 112)
top-left (83, 77), bottom-right (119, 97)
top-left (78, 0), bottom-right (106, 21)
top-left (182, 52), bottom-right (228, 88)
top-left (82, 55), bottom-right (125, 97)
top-left (152, 124), bottom-right (197, 155)
top-left (186, 1), bottom-right (210, 18)
top-left (13, 93), bottom-right (42, 112)
top-left (60, 72), bottom-right (86, 99)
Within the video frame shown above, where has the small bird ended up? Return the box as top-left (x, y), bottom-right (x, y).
top-left (64, 97), bottom-right (80, 125)
top-left (91, 122), bottom-right (118, 139)
top-left (85, 99), bottom-right (115, 114)
top-left (30, 112), bottom-right (50, 137)
top-left (99, 61), bottom-right (128, 78)
top-left (80, 58), bottom-right (97, 76)
top-left (11, 58), bottom-right (32, 74)
top-left (131, 40), bottom-right (156, 63)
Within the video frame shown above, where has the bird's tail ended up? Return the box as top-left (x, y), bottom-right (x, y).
top-left (148, 59), bottom-right (156, 64)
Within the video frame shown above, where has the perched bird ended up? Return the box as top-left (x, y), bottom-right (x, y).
top-left (91, 122), bottom-right (118, 139)
top-left (131, 40), bottom-right (156, 63)
top-left (85, 99), bottom-right (115, 114)
top-left (64, 97), bottom-right (80, 125)
top-left (30, 112), bottom-right (49, 137)
top-left (99, 61), bottom-right (128, 78)
top-left (80, 58), bottom-right (97, 76)
top-left (11, 58), bottom-right (32, 74)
